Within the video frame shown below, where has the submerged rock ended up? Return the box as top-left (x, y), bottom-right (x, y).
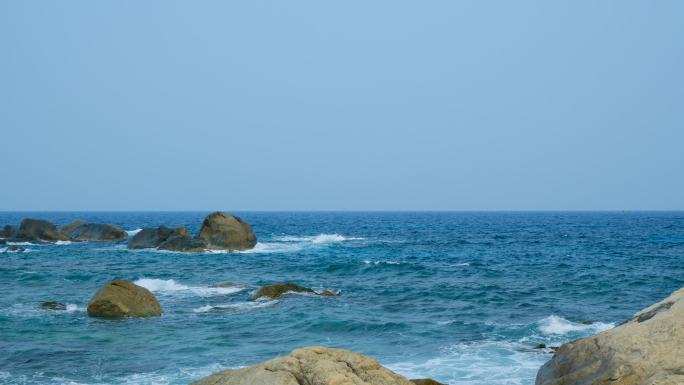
top-left (128, 226), bottom-right (188, 249)
top-left (158, 234), bottom-right (207, 252)
top-left (251, 283), bottom-right (315, 300)
top-left (62, 223), bottom-right (127, 242)
top-left (534, 343), bottom-right (547, 349)
top-left (190, 346), bottom-right (414, 385)
top-left (40, 301), bottom-right (67, 311)
top-left (16, 219), bottom-right (69, 242)
top-left (198, 211), bottom-right (256, 251)
top-left (536, 286), bottom-right (684, 385)
top-left (6, 245), bottom-right (25, 253)
top-left (87, 280), bottom-right (162, 318)
top-left (318, 289), bottom-right (338, 297)
top-left (411, 379), bottom-right (448, 385)
top-left (210, 281), bottom-right (240, 288)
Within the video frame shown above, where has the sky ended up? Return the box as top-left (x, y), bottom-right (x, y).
top-left (1, 1), bottom-right (682, 211)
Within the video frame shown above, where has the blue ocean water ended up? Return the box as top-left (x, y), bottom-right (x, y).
top-left (1, 212), bottom-right (683, 385)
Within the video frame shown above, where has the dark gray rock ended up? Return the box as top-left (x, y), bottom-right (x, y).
top-left (41, 301), bottom-right (67, 311)
top-left (158, 234), bottom-right (207, 252)
top-left (0, 225), bottom-right (17, 239)
top-left (127, 226), bottom-right (188, 249)
top-left (62, 223), bottom-right (127, 242)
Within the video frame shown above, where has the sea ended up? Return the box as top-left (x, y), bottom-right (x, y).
top-left (1, 211), bottom-right (683, 385)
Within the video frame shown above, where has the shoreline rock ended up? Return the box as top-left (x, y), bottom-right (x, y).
top-left (16, 219), bottom-right (69, 242)
top-left (251, 283), bottom-right (339, 300)
top-left (190, 346), bottom-right (416, 385)
top-left (61, 222), bottom-right (127, 242)
top-left (536, 287), bottom-right (684, 385)
top-left (87, 280), bottom-right (163, 318)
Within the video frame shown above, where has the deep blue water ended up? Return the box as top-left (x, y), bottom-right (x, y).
top-left (1, 212), bottom-right (683, 385)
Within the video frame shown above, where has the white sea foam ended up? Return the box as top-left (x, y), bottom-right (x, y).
top-left (275, 233), bottom-right (364, 244)
top-left (134, 278), bottom-right (244, 297)
top-left (455, 262), bottom-right (471, 266)
top-left (388, 340), bottom-right (548, 385)
top-left (362, 260), bottom-right (402, 265)
top-left (7, 241), bottom-right (37, 246)
top-left (537, 315), bottom-right (614, 335)
top-left (1, 247), bottom-right (32, 253)
top-left (192, 298), bottom-right (278, 313)
top-left (55, 240), bottom-right (73, 245)
top-left (127, 228), bottom-right (142, 236)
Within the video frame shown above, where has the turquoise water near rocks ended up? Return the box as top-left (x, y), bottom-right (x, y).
top-left (1, 212), bottom-right (683, 385)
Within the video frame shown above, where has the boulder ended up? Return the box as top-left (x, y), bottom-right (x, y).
top-left (536, 287), bottom-right (684, 385)
top-left (128, 226), bottom-right (188, 249)
top-left (62, 223), bottom-right (127, 242)
top-left (190, 346), bottom-right (414, 385)
top-left (40, 301), bottom-right (67, 311)
top-left (59, 220), bottom-right (86, 235)
top-left (158, 234), bottom-right (207, 252)
top-left (198, 212), bottom-right (257, 251)
top-left (16, 219), bottom-right (69, 242)
top-left (318, 289), bottom-right (338, 297)
top-left (411, 380), bottom-right (448, 385)
top-left (251, 283), bottom-right (315, 300)
top-left (87, 280), bottom-right (163, 318)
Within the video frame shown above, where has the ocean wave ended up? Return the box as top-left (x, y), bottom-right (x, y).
top-left (127, 228), bottom-right (142, 236)
top-left (0, 247), bottom-right (32, 253)
top-left (134, 278), bottom-right (244, 297)
top-left (55, 240), bottom-right (73, 245)
top-left (192, 298), bottom-right (279, 313)
top-left (362, 260), bottom-right (403, 265)
top-left (388, 340), bottom-right (547, 385)
top-left (537, 315), bottom-right (614, 335)
top-left (455, 262), bottom-right (471, 266)
top-left (275, 233), bottom-right (364, 244)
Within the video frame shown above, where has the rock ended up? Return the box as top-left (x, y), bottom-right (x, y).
top-left (6, 245), bottom-right (25, 252)
top-left (210, 281), bottom-right (240, 288)
top-left (127, 226), bottom-right (188, 249)
top-left (87, 280), bottom-right (163, 318)
top-left (16, 219), bottom-right (69, 242)
top-left (534, 343), bottom-right (547, 349)
top-left (578, 320), bottom-right (593, 325)
top-left (251, 283), bottom-right (315, 300)
top-left (40, 301), bottom-right (67, 311)
top-left (198, 212), bottom-right (257, 251)
top-left (411, 379), bottom-right (448, 385)
top-left (0, 225), bottom-right (17, 239)
top-left (59, 220), bottom-right (86, 235)
top-left (158, 234), bottom-right (207, 252)
top-left (190, 346), bottom-right (414, 385)
top-left (536, 287), bottom-right (684, 385)
top-left (62, 223), bottom-right (127, 242)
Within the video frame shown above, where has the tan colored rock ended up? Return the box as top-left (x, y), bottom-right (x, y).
top-left (411, 379), bottom-right (447, 385)
top-left (198, 212), bottom-right (256, 251)
top-left (536, 287), bottom-right (684, 385)
top-left (251, 283), bottom-right (314, 300)
top-left (190, 346), bottom-right (414, 385)
top-left (87, 280), bottom-right (163, 318)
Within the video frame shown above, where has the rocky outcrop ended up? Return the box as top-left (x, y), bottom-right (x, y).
top-left (190, 346), bottom-right (414, 385)
top-left (128, 226), bottom-right (189, 249)
top-left (536, 287), bottom-right (684, 385)
top-left (16, 219), bottom-right (69, 242)
top-left (61, 222), bottom-right (127, 241)
top-left (87, 280), bottom-right (163, 318)
top-left (198, 212), bottom-right (257, 251)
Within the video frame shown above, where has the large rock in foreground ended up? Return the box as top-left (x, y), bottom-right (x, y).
top-left (61, 222), bottom-right (127, 241)
top-left (190, 346), bottom-right (414, 385)
top-left (198, 212), bottom-right (256, 251)
top-left (17, 219), bottom-right (69, 242)
top-left (87, 280), bottom-right (163, 318)
top-left (536, 287), bottom-right (684, 385)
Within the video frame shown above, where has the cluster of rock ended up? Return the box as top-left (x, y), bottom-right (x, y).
top-left (536, 287), bottom-right (684, 385)
top-left (128, 211), bottom-right (256, 252)
top-left (190, 346), bottom-right (445, 385)
top-left (0, 218), bottom-right (127, 243)
top-left (0, 211), bottom-right (258, 253)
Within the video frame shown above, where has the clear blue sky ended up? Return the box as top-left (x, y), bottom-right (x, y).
top-left (1, 1), bottom-right (682, 211)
